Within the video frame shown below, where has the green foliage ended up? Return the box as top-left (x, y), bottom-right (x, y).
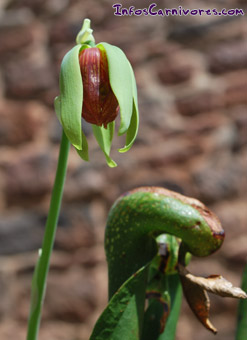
top-left (236, 263), bottom-right (247, 340)
top-left (90, 265), bottom-right (149, 340)
top-left (90, 265), bottom-right (182, 340)
top-left (141, 274), bottom-right (182, 340)
top-left (159, 274), bottom-right (182, 340)
top-left (96, 187), bottom-right (247, 339)
top-left (141, 299), bottom-right (167, 340)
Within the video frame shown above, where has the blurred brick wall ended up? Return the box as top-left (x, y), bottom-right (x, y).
top-left (0, 0), bottom-right (246, 339)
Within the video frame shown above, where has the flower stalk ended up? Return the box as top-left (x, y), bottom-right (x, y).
top-left (26, 130), bottom-right (70, 340)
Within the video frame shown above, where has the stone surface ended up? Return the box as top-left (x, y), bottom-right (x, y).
top-left (0, 100), bottom-right (49, 146)
top-left (5, 57), bottom-right (56, 100)
top-left (175, 90), bottom-right (224, 116)
top-left (44, 268), bottom-right (97, 322)
top-left (1, 148), bottom-right (56, 205)
top-left (157, 50), bottom-right (201, 85)
top-left (0, 212), bottom-right (44, 255)
top-left (192, 154), bottom-right (244, 203)
top-left (209, 40), bottom-right (247, 74)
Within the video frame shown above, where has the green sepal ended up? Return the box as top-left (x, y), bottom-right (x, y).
top-left (75, 140), bottom-right (89, 162)
top-left (59, 44), bottom-right (88, 155)
top-left (118, 98), bottom-right (139, 153)
top-left (89, 265), bottom-right (149, 340)
top-left (97, 42), bottom-right (134, 136)
top-left (118, 59), bottom-right (139, 152)
top-left (92, 122), bottom-right (116, 167)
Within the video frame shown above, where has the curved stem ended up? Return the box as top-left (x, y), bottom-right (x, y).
top-left (26, 130), bottom-right (70, 340)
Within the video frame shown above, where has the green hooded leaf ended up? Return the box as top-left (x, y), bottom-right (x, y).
top-left (92, 122), bottom-right (116, 167)
top-left (59, 44), bottom-right (88, 158)
top-left (236, 263), bottom-right (247, 340)
top-left (97, 42), bottom-right (133, 136)
top-left (89, 265), bottom-right (149, 340)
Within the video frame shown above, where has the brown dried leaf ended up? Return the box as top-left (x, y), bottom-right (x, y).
top-left (179, 264), bottom-right (247, 299)
top-left (178, 264), bottom-right (247, 334)
top-left (178, 265), bottom-right (217, 334)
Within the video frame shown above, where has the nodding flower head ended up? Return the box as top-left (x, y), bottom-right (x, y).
top-left (54, 19), bottom-right (139, 167)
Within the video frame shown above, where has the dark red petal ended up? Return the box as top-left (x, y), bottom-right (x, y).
top-left (79, 47), bottom-right (119, 127)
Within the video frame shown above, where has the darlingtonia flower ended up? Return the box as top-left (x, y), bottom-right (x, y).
top-left (54, 19), bottom-right (139, 167)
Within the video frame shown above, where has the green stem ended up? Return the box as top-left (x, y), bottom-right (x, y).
top-left (236, 263), bottom-right (247, 340)
top-left (26, 130), bottom-right (70, 340)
